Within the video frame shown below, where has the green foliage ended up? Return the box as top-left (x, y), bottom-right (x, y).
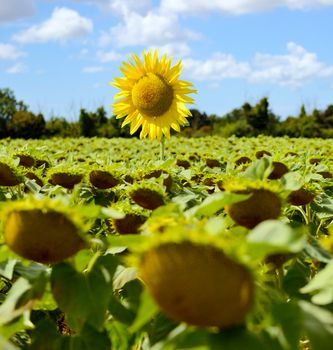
top-left (1, 87), bottom-right (333, 139)
top-left (7, 111), bottom-right (45, 139)
top-left (44, 118), bottom-right (80, 138)
top-left (245, 98), bottom-right (275, 132)
top-left (51, 255), bottom-right (118, 331)
top-left (0, 135), bottom-right (332, 348)
top-left (0, 88), bottom-right (28, 138)
top-left (0, 89), bottom-right (28, 122)
top-left (79, 107), bottom-right (108, 137)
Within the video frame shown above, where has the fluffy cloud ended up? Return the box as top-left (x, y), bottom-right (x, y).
top-left (0, 0), bottom-right (35, 23)
top-left (161, 0), bottom-right (333, 15)
top-left (183, 53), bottom-right (250, 80)
top-left (13, 7), bottom-right (93, 44)
top-left (101, 0), bottom-right (151, 16)
top-left (183, 43), bottom-right (333, 87)
top-left (82, 66), bottom-right (104, 73)
top-left (251, 42), bottom-right (333, 86)
top-left (149, 43), bottom-right (192, 57)
top-left (96, 50), bottom-right (124, 62)
top-left (91, 0), bottom-right (197, 52)
top-left (6, 62), bottom-right (27, 74)
top-left (72, 0), bottom-right (151, 15)
top-left (101, 11), bottom-right (198, 48)
top-left (0, 43), bottom-right (26, 60)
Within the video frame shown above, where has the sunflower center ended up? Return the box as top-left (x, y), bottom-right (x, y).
top-left (132, 73), bottom-right (173, 117)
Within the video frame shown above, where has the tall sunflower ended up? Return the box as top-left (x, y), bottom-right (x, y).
top-left (111, 50), bottom-right (196, 140)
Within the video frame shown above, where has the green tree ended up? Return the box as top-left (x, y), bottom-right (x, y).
top-left (45, 117), bottom-right (80, 137)
top-left (245, 98), bottom-right (279, 135)
top-left (299, 104), bottom-right (307, 118)
top-left (0, 88), bottom-right (28, 137)
top-left (79, 107), bottom-right (108, 137)
top-left (245, 97), bottom-right (269, 131)
top-left (188, 109), bottom-right (211, 131)
top-left (7, 111), bottom-right (45, 139)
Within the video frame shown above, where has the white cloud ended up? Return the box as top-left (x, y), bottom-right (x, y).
top-left (161, 0), bottom-right (333, 15)
top-left (96, 50), bottom-right (124, 62)
top-left (82, 66), bottom-right (104, 73)
top-left (0, 0), bottom-right (35, 23)
top-left (13, 7), bottom-right (93, 44)
top-left (0, 43), bottom-right (26, 60)
top-left (72, 0), bottom-right (151, 15)
top-left (89, 0), bottom-right (198, 62)
top-left (182, 43), bottom-right (333, 87)
top-left (107, 11), bottom-right (198, 47)
top-left (98, 31), bottom-right (113, 47)
top-left (251, 42), bottom-right (333, 86)
top-left (6, 62), bottom-right (27, 74)
top-left (103, 0), bottom-right (152, 16)
top-left (149, 43), bottom-right (192, 58)
top-left (183, 53), bottom-right (251, 80)
top-left (78, 48), bottom-right (89, 57)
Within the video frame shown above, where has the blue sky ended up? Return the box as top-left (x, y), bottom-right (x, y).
top-left (1, 0), bottom-right (333, 120)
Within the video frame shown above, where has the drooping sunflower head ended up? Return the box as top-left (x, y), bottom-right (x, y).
top-left (111, 50), bottom-right (196, 140)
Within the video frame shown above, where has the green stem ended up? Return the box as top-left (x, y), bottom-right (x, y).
top-left (315, 219), bottom-right (323, 238)
top-left (85, 251), bottom-right (101, 273)
top-left (160, 135), bottom-right (165, 161)
top-left (305, 204), bottom-right (312, 224)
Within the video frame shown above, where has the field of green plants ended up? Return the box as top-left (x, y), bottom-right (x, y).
top-left (1, 135), bottom-right (333, 350)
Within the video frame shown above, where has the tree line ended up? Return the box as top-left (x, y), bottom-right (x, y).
top-left (1, 87), bottom-right (333, 139)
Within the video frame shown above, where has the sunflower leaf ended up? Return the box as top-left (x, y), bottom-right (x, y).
top-left (300, 260), bottom-right (333, 305)
top-left (193, 192), bottom-right (250, 217)
top-left (247, 220), bottom-right (306, 259)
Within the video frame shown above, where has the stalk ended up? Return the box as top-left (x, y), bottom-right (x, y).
top-left (160, 135), bottom-right (165, 161)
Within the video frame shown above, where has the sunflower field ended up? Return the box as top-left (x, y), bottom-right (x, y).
top-left (0, 134), bottom-right (332, 350)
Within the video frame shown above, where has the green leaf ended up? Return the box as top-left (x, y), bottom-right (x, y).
top-left (0, 245), bottom-right (20, 263)
top-left (107, 234), bottom-right (146, 249)
top-left (129, 289), bottom-right (159, 333)
top-left (303, 235), bottom-right (332, 263)
top-left (113, 266), bottom-right (137, 290)
top-left (73, 249), bottom-right (94, 272)
top-left (243, 157), bottom-right (273, 180)
top-left (147, 313), bottom-right (179, 346)
top-left (30, 320), bottom-right (63, 350)
top-left (271, 302), bottom-right (303, 349)
top-left (51, 254), bottom-right (119, 331)
top-left (31, 320), bottom-right (112, 350)
top-left (14, 262), bottom-right (50, 281)
top-left (298, 300), bottom-right (333, 350)
top-left (300, 260), bottom-right (333, 305)
top-left (108, 294), bottom-right (135, 325)
top-left (0, 272), bottom-right (47, 325)
top-left (0, 259), bottom-right (18, 280)
top-left (311, 194), bottom-right (333, 219)
top-left (151, 326), bottom-right (209, 350)
top-left (204, 216), bottom-right (227, 235)
top-left (280, 172), bottom-right (303, 191)
top-left (193, 192), bottom-right (250, 217)
top-left (283, 260), bottom-right (310, 298)
top-left (0, 278), bottom-right (31, 325)
top-left (106, 321), bottom-right (132, 350)
top-left (0, 335), bottom-right (19, 350)
top-left (101, 207), bottom-right (125, 219)
top-left (25, 179), bottom-right (41, 193)
top-left (62, 323), bottom-right (112, 350)
top-left (0, 317), bottom-right (26, 341)
top-left (77, 204), bottom-right (124, 220)
top-left (247, 220), bottom-right (306, 259)
top-left (209, 328), bottom-right (268, 350)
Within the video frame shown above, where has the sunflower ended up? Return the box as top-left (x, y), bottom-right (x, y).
top-left (111, 50), bottom-right (196, 140)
